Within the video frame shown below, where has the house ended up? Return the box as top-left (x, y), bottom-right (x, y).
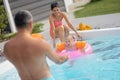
top-left (5, 0), bottom-right (91, 32)
top-left (4, 0), bottom-right (76, 32)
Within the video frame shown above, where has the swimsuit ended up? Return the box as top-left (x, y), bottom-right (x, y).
top-left (50, 20), bottom-right (63, 36)
top-left (53, 20), bottom-right (62, 28)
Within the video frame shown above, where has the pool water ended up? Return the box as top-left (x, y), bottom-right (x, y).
top-left (0, 35), bottom-right (120, 80)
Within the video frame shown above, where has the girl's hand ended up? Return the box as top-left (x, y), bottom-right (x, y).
top-left (53, 41), bottom-right (56, 48)
top-left (76, 33), bottom-right (82, 41)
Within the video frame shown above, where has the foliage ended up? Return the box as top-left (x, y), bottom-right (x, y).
top-left (0, 0), bottom-right (44, 41)
top-left (0, 0), bottom-right (8, 35)
top-left (0, 0), bottom-right (3, 5)
top-left (0, 23), bottom-right (44, 41)
top-left (32, 23), bottom-right (44, 33)
top-left (0, 33), bottom-right (17, 41)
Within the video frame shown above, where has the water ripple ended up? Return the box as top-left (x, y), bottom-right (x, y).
top-left (94, 44), bottom-right (120, 53)
top-left (102, 52), bottom-right (120, 60)
top-left (91, 41), bottom-right (104, 46)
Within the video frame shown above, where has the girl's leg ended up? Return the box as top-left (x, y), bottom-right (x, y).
top-left (56, 26), bottom-right (65, 42)
top-left (63, 25), bottom-right (70, 37)
top-left (50, 30), bottom-right (56, 47)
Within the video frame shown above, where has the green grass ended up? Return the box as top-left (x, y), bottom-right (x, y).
top-left (74, 0), bottom-right (120, 18)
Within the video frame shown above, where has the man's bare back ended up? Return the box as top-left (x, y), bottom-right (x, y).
top-left (4, 10), bottom-right (68, 80)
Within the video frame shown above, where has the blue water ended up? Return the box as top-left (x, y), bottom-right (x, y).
top-left (0, 35), bottom-right (120, 80)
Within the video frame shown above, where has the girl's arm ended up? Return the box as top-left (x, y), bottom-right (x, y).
top-left (49, 16), bottom-right (56, 47)
top-left (62, 12), bottom-right (82, 38)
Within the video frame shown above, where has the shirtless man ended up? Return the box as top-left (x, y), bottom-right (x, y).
top-left (4, 10), bottom-right (68, 80)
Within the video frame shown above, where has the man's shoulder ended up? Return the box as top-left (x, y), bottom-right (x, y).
top-left (4, 40), bottom-right (12, 54)
top-left (32, 38), bottom-right (47, 46)
top-left (30, 38), bottom-right (51, 53)
top-left (4, 39), bottom-right (12, 47)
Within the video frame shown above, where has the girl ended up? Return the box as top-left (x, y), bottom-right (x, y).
top-left (49, 2), bottom-right (82, 47)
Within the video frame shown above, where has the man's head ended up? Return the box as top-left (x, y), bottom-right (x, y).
top-left (14, 10), bottom-right (33, 30)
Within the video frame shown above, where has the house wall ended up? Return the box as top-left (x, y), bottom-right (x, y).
top-left (63, 0), bottom-right (73, 12)
top-left (8, 0), bottom-right (66, 22)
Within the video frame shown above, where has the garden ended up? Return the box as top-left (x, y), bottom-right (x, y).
top-left (0, 0), bottom-right (44, 42)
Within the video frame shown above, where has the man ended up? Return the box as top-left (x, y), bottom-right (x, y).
top-left (4, 10), bottom-right (68, 80)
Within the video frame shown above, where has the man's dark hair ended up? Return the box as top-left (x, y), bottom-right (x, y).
top-left (14, 10), bottom-right (33, 28)
top-left (51, 2), bottom-right (59, 10)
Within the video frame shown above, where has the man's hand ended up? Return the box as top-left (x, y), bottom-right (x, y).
top-left (58, 54), bottom-right (69, 64)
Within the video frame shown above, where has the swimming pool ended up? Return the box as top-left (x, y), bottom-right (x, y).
top-left (51, 35), bottom-right (120, 80)
top-left (0, 34), bottom-right (120, 80)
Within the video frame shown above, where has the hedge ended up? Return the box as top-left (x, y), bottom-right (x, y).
top-left (0, 0), bottom-right (8, 35)
top-left (0, 0), bottom-right (44, 41)
top-left (0, 23), bottom-right (44, 41)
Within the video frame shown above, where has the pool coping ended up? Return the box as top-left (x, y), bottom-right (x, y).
top-left (0, 60), bottom-right (14, 75)
top-left (71, 27), bottom-right (120, 39)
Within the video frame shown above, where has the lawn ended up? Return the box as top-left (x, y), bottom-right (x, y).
top-left (74, 0), bottom-right (120, 18)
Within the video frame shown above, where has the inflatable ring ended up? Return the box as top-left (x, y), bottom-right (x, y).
top-left (78, 23), bottom-right (92, 30)
top-left (56, 42), bottom-right (65, 51)
top-left (85, 25), bottom-right (92, 30)
top-left (32, 33), bottom-right (44, 39)
top-left (57, 41), bottom-right (87, 51)
top-left (76, 41), bottom-right (87, 49)
top-left (57, 41), bottom-right (92, 60)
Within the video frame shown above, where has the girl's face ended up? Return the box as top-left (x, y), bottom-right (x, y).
top-left (65, 36), bottom-right (74, 47)
top-left (65, 39), bottom-right (71, 47)
top-left (52, 7), bottom-right (60, 15)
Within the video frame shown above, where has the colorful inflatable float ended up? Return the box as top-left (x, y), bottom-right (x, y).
top-left (32, 33), bottom-right (44, 39)
top-left (31, 34), bottom-right (92, 60)
top-left (56, 41), bottom-right (92, 60)
top-left (77, 23), bottom-right (92, 30)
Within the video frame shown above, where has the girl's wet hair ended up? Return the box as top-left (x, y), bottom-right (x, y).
top-left (51, 2), bottom-right (59, 10)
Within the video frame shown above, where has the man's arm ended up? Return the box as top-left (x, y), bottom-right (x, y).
top-left (44, 40), bottom-right (68, 64)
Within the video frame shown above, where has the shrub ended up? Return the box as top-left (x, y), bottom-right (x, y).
top-left (32, 23), bottom-right (44, 33)
top-left (0, 23), bottom-right (44, 41)
top-left (0, 0), bottom-right (8, 35)
top-left (0, 0), bottom-right (44, 41)
top-left (0, 33), bottom-right (16, 41)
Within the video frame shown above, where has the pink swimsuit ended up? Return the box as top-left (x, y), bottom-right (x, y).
top-left (54, 20), bottom-right (62, 27)
top-left (50, 20), bottom-right (63, 32)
